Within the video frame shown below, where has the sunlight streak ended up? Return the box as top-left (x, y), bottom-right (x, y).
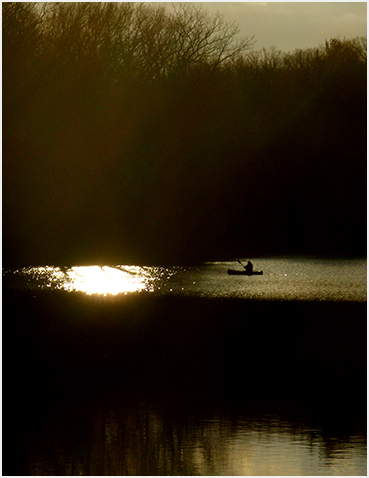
top-left (64, 266), bottom-right (146, 295)
top-left (16, 265), bottom-right (177, 296)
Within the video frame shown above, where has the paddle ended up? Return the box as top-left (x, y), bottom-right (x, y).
top-left (237, 259), bottom-right (246, 269)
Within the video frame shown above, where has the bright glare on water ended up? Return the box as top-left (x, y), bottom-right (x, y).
top-left (6, 257), bottom-right (366, 301)
top-left (9, 264), bottom-right (176, 296)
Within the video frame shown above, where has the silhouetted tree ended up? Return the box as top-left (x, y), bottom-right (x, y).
top-left (2, 2), bottom-right (366, 266)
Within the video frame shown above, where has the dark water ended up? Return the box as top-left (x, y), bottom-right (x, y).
top-left (3, 258), bottom-right (367, 475)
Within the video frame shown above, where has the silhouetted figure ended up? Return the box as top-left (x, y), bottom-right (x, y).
top-left (245, 261), bottom-right (253, 274)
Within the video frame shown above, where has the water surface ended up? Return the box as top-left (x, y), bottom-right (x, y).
top-left (5, 256), bottom-right (366, 301)
top-left (3, 257), bottom-right (367, 475)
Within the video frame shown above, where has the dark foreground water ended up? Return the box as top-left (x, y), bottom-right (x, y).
top-left (3, 258), bottom-right (367, 475)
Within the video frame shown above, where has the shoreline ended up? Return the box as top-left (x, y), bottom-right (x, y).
top-left (4, 290), bottom-right (366, 390)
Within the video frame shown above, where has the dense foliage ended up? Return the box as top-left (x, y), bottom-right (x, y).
top-left (3, 2), bottom-right (367, 266)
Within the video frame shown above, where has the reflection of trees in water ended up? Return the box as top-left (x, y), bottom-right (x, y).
top-left (86, 404), bottom-right (239, 475)
top-left (5, 291), bottom-right (366, 474)
top-left (91, 405), bottom-right (229, 475)
top-left (25, 397), bottom-right (366, 475)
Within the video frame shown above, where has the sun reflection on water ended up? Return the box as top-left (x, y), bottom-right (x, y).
top-left (15, 265), bottom-right (176, 296)
top-left (7, 258), bottom-right (366, 301)
top-left (64, 266), bottom-right (146, 295)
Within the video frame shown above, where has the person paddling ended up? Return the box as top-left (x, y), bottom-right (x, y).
top-left (245, 261), bottom-right (253, 274)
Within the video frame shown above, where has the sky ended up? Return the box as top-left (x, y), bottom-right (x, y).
top-left (174, 2), bottom-right (367, 52)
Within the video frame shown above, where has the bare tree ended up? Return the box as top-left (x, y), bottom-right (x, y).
top-left (165, 3), bottom-right (254, 73)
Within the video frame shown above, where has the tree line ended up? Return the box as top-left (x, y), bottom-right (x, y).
top-left (3, 2), bottom-right (367, 266)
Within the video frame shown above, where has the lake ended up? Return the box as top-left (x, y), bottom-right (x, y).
top-left (3, 257), bottom-right (367, 475)
top-left (3, 257), bottom-right (367, 301)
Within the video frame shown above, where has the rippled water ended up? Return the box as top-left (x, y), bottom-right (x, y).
top-left (4, 256), bottom-right (367, 301)
top-left (27, 397), bottom-right (366, 476)
top-left (3, 257), bottom-right (367, 475)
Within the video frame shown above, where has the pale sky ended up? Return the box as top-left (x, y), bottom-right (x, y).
top-left (171, 2), bottom-right (367, 52)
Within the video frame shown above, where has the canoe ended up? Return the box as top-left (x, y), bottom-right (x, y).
top-left (227, 269), bottom-right (263, 276)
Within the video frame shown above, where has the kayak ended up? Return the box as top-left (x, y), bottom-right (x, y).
top-left (227, 269), bottom-right (263, 276)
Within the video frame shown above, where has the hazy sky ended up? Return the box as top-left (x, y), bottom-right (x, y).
top-left (182, 2), bottom-right (367, 52)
